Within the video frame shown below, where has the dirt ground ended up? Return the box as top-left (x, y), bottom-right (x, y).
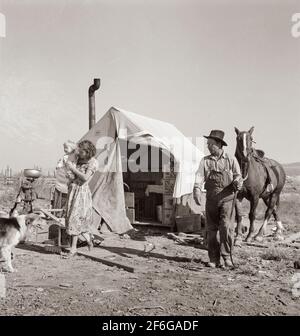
top-left (0, 178), bottom-right (300, 316)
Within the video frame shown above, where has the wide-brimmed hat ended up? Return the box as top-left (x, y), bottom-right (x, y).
top-left (203, 130), bottom-right (227, 146)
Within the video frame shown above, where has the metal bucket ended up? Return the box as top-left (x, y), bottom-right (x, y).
top-left (23, 169), bottom-right (42, 179)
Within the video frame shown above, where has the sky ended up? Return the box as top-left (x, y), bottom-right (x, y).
top-left (0, 0), bottom-right (299, 173)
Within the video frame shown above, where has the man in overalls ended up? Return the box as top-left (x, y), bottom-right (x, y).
top-left (194, 130), bottom-right (243, 268)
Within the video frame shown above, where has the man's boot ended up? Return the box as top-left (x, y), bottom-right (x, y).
top-left (223, 257), bottom-right (234, 268)
top-left (206, 260), bottom-right (222, 268)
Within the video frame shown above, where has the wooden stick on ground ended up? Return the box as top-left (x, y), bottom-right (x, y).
top-left (76, 251), bottom-right (135, 273)
top-left (245, 242), bottom-right (269, 249)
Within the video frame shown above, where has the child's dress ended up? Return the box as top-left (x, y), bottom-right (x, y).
top-left (53, 153), bottom-right (77, 216)
top-left (65, 157), bottom-right (98, 236)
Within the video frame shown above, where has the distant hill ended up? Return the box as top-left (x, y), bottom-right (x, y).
top-left (282, 162), bottom-right (300, 176)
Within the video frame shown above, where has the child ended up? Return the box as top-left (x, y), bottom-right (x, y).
top-left (52, 140), bottom-right (78, 217)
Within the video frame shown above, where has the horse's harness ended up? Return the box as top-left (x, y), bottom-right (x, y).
top-left (236, 140), bottom-right (275, 192)
top-left (235, 141), bottom-right (251, 181)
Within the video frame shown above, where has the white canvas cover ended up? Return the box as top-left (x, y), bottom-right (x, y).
top-left (80, 106), bottom-right (203, 233)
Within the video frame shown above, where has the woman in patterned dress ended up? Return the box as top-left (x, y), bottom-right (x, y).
top-left (63, 140), bottom-right (98, 257)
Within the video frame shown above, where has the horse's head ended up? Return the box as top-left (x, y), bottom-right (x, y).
top-left (234, 126), bottom-right (255, 161)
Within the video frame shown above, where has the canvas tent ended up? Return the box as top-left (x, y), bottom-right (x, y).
top-left (80, 106), bottom-right (204, 234)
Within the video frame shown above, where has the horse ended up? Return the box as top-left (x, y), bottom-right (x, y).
top-left (234, 126), bottom-right (286, 244)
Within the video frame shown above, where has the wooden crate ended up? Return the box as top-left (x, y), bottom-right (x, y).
top-left (175, 214), bottom-right (203, 233)
top-left (163, 178), bottom-right (175, 195)
top-left (163, 171), bottom-right (176, 179)
top-left (25, 228), bottom-right (49, 244)
top-left (163, 194), bottom-right (173, 210)
top-left (163, 208), bottom-right (174, 226)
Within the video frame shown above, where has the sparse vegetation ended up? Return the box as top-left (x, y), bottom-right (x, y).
top-left (0, 173), bottom-right (299, 315)
top-left (260, 247), bottom-right (290, 261)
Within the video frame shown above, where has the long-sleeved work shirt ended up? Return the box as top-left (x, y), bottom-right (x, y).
top-left (194, 151), bottom-right (243, 200)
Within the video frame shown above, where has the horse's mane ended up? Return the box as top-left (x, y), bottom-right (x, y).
top-left (254, 149), bottom-right (265, 158)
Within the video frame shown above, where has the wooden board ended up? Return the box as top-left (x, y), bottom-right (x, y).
top-left (163, 194), bottom-right (173, 210)
top-left (37, 208), bottom-right (65, 227)
top-left (162, 178), bottom-right (175, 194)
top-left (163, 208), bottom-right (173, 226)
top-left (77, 251), bottom-right (135, 273)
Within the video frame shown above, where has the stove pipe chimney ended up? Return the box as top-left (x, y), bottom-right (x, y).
top-left (88, 78), bottom-right (101, 129)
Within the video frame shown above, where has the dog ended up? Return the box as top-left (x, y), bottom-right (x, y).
top-left (0, 213), bottom-right (41, 273)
